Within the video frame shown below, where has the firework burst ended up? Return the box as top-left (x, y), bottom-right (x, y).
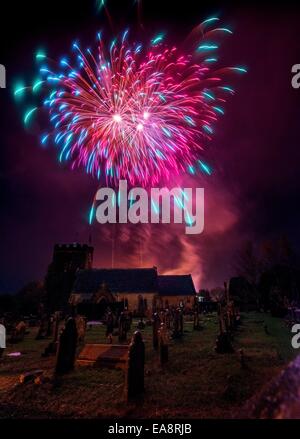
top-left (15, 17), bottom-right (246, 187)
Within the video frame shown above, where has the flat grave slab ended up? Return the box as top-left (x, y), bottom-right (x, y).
top-left (77, 344), bottom-right (129, 370)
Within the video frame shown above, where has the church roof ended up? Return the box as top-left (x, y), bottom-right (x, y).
top-left (73, 268), bottom-right (158, 295)
top-left (73, 268), bottom-right (196, 297)
top-left (157, 275), bottom-right (196, 296)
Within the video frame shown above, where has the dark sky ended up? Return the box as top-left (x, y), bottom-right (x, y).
top-left (1, 0), bottom-right (300, 293)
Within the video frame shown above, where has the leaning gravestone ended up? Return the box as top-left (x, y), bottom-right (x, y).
top-left (125, 331), bottom-right (145, 400)
top-left (55, 318), bottom-right (78, 375)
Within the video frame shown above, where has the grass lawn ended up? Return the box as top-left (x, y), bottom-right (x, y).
top-left (0, 312), bottom-right (297, 418)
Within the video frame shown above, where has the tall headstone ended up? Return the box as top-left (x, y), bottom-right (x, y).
top-left (215, 303), bottom-right (234, 354)
top-left (118, 312), bottom-right (127, 342)
top-left (179, 309), bottom-right (184, 335)
top-left (193, 309), bottom-right (200, 330)
top-left (137, 317), bottom-right (145, 329)
top-left (53, 312), bottom-right (60, 343)
top-left (36, 314), bottom-right (48, 340)
top-left (152, 313), bottom-right (160, 350)
top-left (55, 317), bottom-right (78, 375)
top-left (76, 315), bottom-right (87, 343)
top-left (126, 331), bottom-right (145, 400)
top-left (46, 313), bottom-right (54, 337)
top-left (41, 312), bottom-right (60, 357)
top-left (165, 309), bottom-right (171, 330)
top-left (172, 308), bottom-right (181, 339)
top-left (106, 311), bottom-right (114, 344)
top-left (158, 323), bottom-right (169, 366)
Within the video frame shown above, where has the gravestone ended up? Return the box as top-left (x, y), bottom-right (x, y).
top-left (46, 314), bottom-right (54, 337)
top-left (9, 321), bottom-right (26, 343)
top-left (215, 332), bottom-right (234, 353)
top-left (159, 323), bottom-right (169, 366)
top-left (152, 313), bottom-right (160, 350)
top-left (53, 312), bottom-right (60, 342)
top-left (239, 348), bottom-right (247, 369)
top-left (42, 312), bottom-right (60, 357)
top-left (105, 312), bottom-right (114, 344)
top-left (137, 317), bottom-right (145, 329)
top-left (36, 314), bottom-right (48, 340)
top-left (264, 324), bottom-right (269, 335)
top-left (77, 344), bottom-right (128, 369)
top-left (225, 301), bottom-right (236, 331)
top-left (145, 308), bottom-right (152, 325)
top-left (179, 309), bottom-right (184, 335)
top-left (165, 309), bottom-right (171, 329)
top-left (193, 309), bottom-right (201, 330)
top-left (118, 312), bottom-right (127, 342)
top-left (160, 310), bottom-right (166, 325)
top-left (55, 318), bottom-right (78, 375)
top-left (215, 303), bottom-right (234, 354)
top-left (127, 311), bottom-right (133, 330)
top-left (217, 303), bottom-right (226, 333)
top-left (126, 331), bottom-right (145, 400)
top-left (76, 315), bottom-right (87, 343)
top-left (172, 309), bottom-right (181, 339)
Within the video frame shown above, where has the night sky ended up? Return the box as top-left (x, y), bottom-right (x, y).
top-left (1, 0), bottom-right (300, 293)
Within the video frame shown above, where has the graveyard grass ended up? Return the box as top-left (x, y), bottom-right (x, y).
top-left (0, 312), bottom-right (297, 418)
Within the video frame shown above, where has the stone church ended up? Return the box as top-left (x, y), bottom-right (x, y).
top-left (45, 243), bottom-right (196, 316)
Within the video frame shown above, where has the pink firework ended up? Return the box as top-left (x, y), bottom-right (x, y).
top-left (19, 18), bottom-right (246, 187)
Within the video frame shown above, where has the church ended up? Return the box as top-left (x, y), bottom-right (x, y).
top-left (45, 243), bottom-right (196, 316)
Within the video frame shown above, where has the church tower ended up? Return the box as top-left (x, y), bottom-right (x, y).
top-left (45, 243), bottom-right (94, 312)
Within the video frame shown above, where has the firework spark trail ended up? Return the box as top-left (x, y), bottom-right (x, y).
top-left (16, 18), bottom-right (246, 190)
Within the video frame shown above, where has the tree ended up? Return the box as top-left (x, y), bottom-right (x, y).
top-left (234, 241), bottom-right (262, 309)
top-left (16, 281), bottom-right (45, 315)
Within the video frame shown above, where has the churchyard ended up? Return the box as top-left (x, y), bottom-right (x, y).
top-left (0, 312), bottom-right (296, 418)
